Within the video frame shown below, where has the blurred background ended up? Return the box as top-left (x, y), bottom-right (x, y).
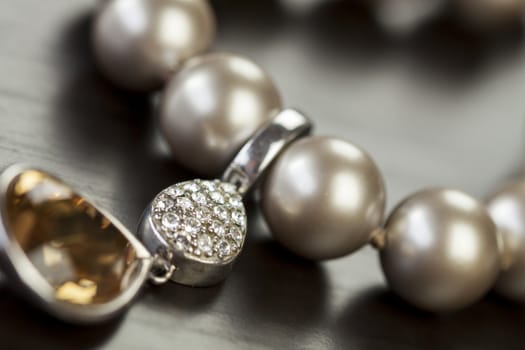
top-left (1, 0), bottom-right (525, 349)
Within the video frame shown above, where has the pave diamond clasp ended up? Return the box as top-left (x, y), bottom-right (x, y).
top-left (137, 109), bottom-right (312, 286)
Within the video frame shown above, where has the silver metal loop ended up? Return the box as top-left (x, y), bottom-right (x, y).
top-left (221, 108), bottom-right (313, 196)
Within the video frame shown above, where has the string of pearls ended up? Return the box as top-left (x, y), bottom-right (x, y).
top-left (92, 0), bottom-right (525, 312)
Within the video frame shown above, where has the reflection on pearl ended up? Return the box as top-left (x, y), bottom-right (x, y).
top-left (447, 222), bottom-right (482, 264)
top-left (405, 207), bottom-right (435, 250)
top-left (331, 172), bottom-right (361, 212)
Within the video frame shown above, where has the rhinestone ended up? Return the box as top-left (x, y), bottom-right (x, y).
top-left (157, 198), bottom-right (174, 211)
top-left (228, 225), bottom-right (243, 242)
top-left (210, 220), bottom-right (226, 236)
top-left (209, 191), bottom-right (225, 204)
top-left (176, 197), bottom-right (193, 211)
top-left (156, 200), bottom-right (166, 210)
top-left (221, 183), bottom-right (237, 194)
top-left (191, 191), bottom-right (207, 205)
top-left (228, 241), bottom-right (239, 252)
top-left (197, 234), bottom-right (213, 255)
top-left (161, 213), bottom-right (180, 230)
top-left (195, 206), bottom-right (212, 221)
top-left (183, 218), bottom-right (201, 236)
top-left (184, 182), bottom-right (200, 192)
top-left (201, 181), bottom-right (217, 192)
top-left (167, 186), bottom-right (184, 197)
top-left (165, 198), bottom-right (175, 209)
top-left (232, 209), bottom-right (246, 227)
top-left (229, 195), bottom-right (243, 208)
top-left (213, 205), bottom-right (230, 221)
top-left (217, 240), bottom-right (231, 257)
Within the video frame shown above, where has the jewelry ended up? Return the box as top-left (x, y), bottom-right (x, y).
top-left (1, 0), bottom-right (524, 324)
top-left (137, 109), bottom-right (311, 287)
top-left (90, 0), bottom-right (525, 313)
top-left (0, 109), bottom-right (310, 323)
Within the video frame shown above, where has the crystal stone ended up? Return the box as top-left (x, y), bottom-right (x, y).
top-left (197, 234), bottom-right (213, 255)
top-left (209, 191), bottom-right (225, 204)
top-left (232, 209), bottom-right (246, 227)
top-left (151, 180), bottom-right (247, 261)
top-left (161, 212), bottom-right (180, 231)
top-left (210, 220), bottom-right (226, 236)
top-left (176, 197), bottom-right (193, 211)
top-left (195, 206), bottom-right (212, 221)
top-left (213, 205), bottom-right (230, 222)
top-left (191, 192), bottom-right (207, 205)
top-left (217, 240), bottom-right (232, 257)
top-left (228, 225), bottom-right (243, 242)
top-left (229, 195), bottom-right (243, 208)
top-left (4, 170), bottom-right (145, 306)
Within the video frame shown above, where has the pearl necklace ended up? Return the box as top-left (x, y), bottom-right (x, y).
top-left (0, 0), bottom-right (523, 323)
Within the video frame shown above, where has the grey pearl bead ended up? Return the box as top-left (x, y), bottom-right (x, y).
top-left (159, 53), bottom-right (282, 176)
top-left (261, 136), bottom-right (386, 260)
top-left (487, 179), bottom-right (525, 302)
top-left (381, 188), bottom-right (500, 312)
top-left (93, 0), bottom-right (215, 91)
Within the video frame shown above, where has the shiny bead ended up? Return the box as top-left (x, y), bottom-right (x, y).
top-left (93, 0), bottom-right (215, 91)
top-left (160, 53), bottom-right (282, 176)
top-left (487, 179), bottom-right (525, 302)
top-left (380, 188), bottom-right (500, 312)
top-left (261, 136), bottom-right (386, 260)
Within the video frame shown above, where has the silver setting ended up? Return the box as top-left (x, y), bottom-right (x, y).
top-left (138, 108), bottom-right (312, 286)
top-left (0, 164), bottom-right (153, 324)
top-left (222, 108), bottom-right (313, 195)
top-left (138, 179), bottom-right (247, 287)
top-left (148, 254), bottom-right (176, 285)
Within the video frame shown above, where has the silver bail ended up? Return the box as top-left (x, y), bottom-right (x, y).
top-left (222, 108), bottom-right (313, 196)
top-left (137, 109), bottom-right (312, 287)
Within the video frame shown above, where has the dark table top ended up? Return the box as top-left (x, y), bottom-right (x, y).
top-left (1, 0), bottom-right (525, 349)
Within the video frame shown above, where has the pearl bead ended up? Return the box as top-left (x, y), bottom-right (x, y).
top-left (159, 53), bottom-right (282, 176)
top-left (93, 0), bottom-right (215, 91)
top-left (487, 179), bottom-right (525, 302)
top-left (261, 136), bottom-right (386, 260)
top-left (380, 188), bottom-right (500, 312)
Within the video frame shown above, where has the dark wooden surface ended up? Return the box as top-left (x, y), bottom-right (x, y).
top-left (1, 0), bottom-right (525, 349)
